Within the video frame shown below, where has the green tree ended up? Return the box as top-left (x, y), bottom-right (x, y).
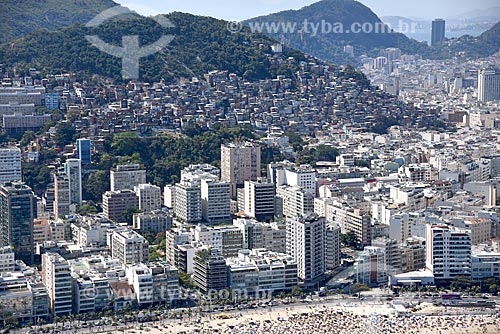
top-left (83, 170), bottom-right (110, 202)
top-left (450, 275), bottom-right (474, 291)
top-left (291, 285), bottom-right (304, 298)
top-left (285, 130), bottom-right (305, 152)
top-left (20, 130), bottom-right (36, 146)
top-left (122, 207), bottom-right (142, 225)
top-left (341, 231), bottom-right (361, 249)
top-left (39, 148), bottom-right (58, 163)
top-left (77, 203), bottom-right (99, 215)
top-left (4, 315), bottom-right (18, 329)
top-left (23, 164), bottom-right (52, 193)
top-left (481, 277), bottom-right (499, 293)
top-left (351, 283), bottom-right (370, 294)
top-left (111, 132), bottom-right (144, 157)
top-left (312, 145), bottom-right (339, 161)
top-left (179, 272), bottom-right (195, 289)
top-left (54, 122), bottom-right (76, 147)
top-left (118, 152), bottom-right (143, 165)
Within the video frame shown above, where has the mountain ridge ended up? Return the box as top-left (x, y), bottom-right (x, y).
top-left (0, 11), bottom-right (310, 83)
top-left (0, 0), bottom-right (119, 44)
top-left (243, 0), bottom-right (430, 65)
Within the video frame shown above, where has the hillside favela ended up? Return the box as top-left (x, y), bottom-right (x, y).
top-left (0, 0), bottom-right (499, 333)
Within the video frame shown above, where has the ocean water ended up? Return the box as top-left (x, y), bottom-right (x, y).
top-left (403, 30), bottom-right (485, 44)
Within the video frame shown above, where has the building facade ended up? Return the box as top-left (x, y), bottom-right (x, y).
top-left (174, 181), bottom-right (202, 223)
top-left (42, 253), bottom-right (72, 317)
top-left (425, 225), bottom-right (472, 281)
top-left (221, 142), bottom-right (261, 197)
top-left (193, 248), bottom-right (228, 294)
top-left (0, 182), bottom-right (37, 264)
top-left (356, 246), bottom-right (387, 286)
top-left (0, 147), bottom-right (22, 184)
top-left (243, 178), bottom-right (275, 221)
top-left (201, 179), bottom-right (231, 224)
top-left (431, 19), bottom-right (445, 46)
top-left (64, 158), bottom-right (82, 206)
top-left (102, 190), bottom-right (139, 223)
top-left (478, 69), bottom-right (500, 102)
top-left (111, 229), bottom-right (149, 265)
top-left (134, 183), bottom-right (162, 213)
top-left (110, 164), bottom-right (147, 191)
top-left (286, 215), bottom-right (326, 284)
top-left (76, 138), bottom-right (92, 165)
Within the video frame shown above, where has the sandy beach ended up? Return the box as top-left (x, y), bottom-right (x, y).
top-left (123, 301), bottom-right (500, 334)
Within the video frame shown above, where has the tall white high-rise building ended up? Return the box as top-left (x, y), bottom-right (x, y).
top-left (356, 246), bottom-right (387, 285)
top-left (201, 178), bottom-right (231, 224)
top-left (271, 164), bottom-right (316, 195)
top-left (426, 225), bottom-right (471, 281)
top-left (64, 158), bottom-right (82, 206)
top-left (326, 223), bottom-right (341, 270)
top-left (166, 228), bottom-right (192, 266)
top-left (0, 147), bottom-right (22, 184)
top-left (243, 178), bottom-right (275, 221)
top-left (221, 142), bottom-right (261, 197)
top-left (164, 185), bottom-right (176, 208)
top-left (372, 237), bottom-right (401, 275)
top-left (134, 183), bottom-right (162, 213)
top-left (110, 164), bottom-right (147, 191)
top-left (111, 229), bottom-right (149, 265)
top-left (174, 181), bottom-right (202, 223)
top-left (42, 252), bottom-right (72, 317)
top-left (276, 185), bottom-right (314, 219)
top-left (0, 246), bottom-right (15, 274)
top-left (54, 173), bottom-right (71, 218)
top-left (233, 218), bottom-right (287, 253)
top-left (286, 215), bottom-right (326, 284)
top-left (478, 69), bottom-right (500, 102)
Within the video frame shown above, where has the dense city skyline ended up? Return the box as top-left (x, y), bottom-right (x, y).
top-left (0, 0), bottom-right (499, 332)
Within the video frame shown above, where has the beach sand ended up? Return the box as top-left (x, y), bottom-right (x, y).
top-left (124, 302), bottom-right (499, 334)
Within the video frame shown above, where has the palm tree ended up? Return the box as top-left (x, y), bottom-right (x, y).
top-left (54, 316), bottom-right (60, 325)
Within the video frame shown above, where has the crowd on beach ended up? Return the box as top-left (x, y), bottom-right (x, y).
top-left (164, 309), bottom-right (499, 334)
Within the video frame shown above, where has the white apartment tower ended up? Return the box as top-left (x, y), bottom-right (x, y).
top-left (42, 252), bottom-right (73, 317)
top-left (326, 223), bottom-right (341, 270)
top-left (111, 229), bottom-right (149, 265)
top-left (272, 164), bottom-right (316, 195)
top-left (276, 185), bottom-right (314, 218)
top-left (174, 181), bottom-right (202, 223)
top-left (426, 225), bottom-right (472, 281)
top-left (0, 246), bottom-right (15, 274)
top-left (163, 185), bottom-right (176, 208)
top-left (134, 183), bottom-right (162, 213)
top-left (478, 69), bottom-right (500, 102)
top-left (110, 164), bottom-right (147, 191)
top-left (53, 173), bottom-right (71, 218)
top-left (233, 218), bottom-right (287, 254)
top-left (201, 178), bottom-right (231, 224)
top-left (221, 142), bottom-right (261, 197)
top-left (286, 215), bottom-right (326, 284)
top-left (0, 147), bottom-right (22, 184)
top-left (64, 158), bottom-right (82, 206)
top-left (356, 246), bottom-right (387, 285)
top-left (243, 178), bottom-right (275, 221)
